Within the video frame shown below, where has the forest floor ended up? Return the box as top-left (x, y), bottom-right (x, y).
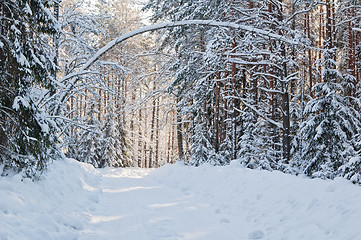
top-left (1, 159), bottom-right (361, 240)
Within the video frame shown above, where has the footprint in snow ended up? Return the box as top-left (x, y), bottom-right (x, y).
top-left (248, 230), bottom-right (264, 239)
top-left (220, 218), bottom-right (230, 223)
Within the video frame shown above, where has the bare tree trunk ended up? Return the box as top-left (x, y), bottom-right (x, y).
top-left (356, 31), bottom-right (360, 85)
top-left (149, 87), bottom-right (156, 168)
top-left (138, 88), bottom-right (143, 168)
top-left (104, 75), bottom-right (109, 116)
top-left (143, 101), bottom-right (148, 168)
top-left (176, 102), bottom-right (184, 161)
top-left (98, 82), bottom-right (102, 121)
top-left (324, 0), bottom-right (334, 73)
top-left (318, 4), bottom-right (324, 83)
top-left (278, 1), bottom-right (291, 163)
top-left (167, 125), bottom-right (171, 163)
top-left (171, 114), bottom-right (176, 163)
top-left (231, 37), bottom-right (238, 160)
top-left (222, 71), bottom-right (229, 142)
top-left (155, 97), bottom-right (160, 167)
top-left (214, 72), bottom-right (220, 152)
top-left (348, 6), bottom-right (357, 96)
top-left (71, 96), bottom-right (74, 120)
top-left (53, 0), bottom-right (59, 80)
top-left (326, 0), bottom-right (332, 49)
top-left (84, 89), bottom-right (87, 118)
top-left (306, 11), bottom-right (314, 97)
top-left (268, 4), bottom-right (275, 123)
top-left (79, 92), bottom-right (83, 118)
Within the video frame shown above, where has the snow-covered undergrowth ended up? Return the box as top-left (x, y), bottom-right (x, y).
top-left (1, 159), bottom-right (361, 240)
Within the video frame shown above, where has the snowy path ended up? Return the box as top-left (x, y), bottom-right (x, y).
top-left (80, 168), bottom-right (239, 240)
top-left (2, 159), bottom-right (361, 240)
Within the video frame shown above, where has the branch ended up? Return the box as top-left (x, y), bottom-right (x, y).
top-left (236, 98), bottom-right (283, 129)
top-left (60, 20), bottom-right (299, 83)
top-left (58, 20), bottom-right (300, 109)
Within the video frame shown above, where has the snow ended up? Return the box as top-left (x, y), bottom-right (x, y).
top-left (12, 96), bottom-right (30, 110)
top-left (61, 20), bottom-right (299, 85)
top-left (1, 159), bottom-right (361, 239)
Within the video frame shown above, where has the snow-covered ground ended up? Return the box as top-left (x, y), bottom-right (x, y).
top-left (1, 159), bottom-right (361, 240)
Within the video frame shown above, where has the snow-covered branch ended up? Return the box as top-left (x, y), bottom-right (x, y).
top-left (60, 20), bottom-right (300, 88)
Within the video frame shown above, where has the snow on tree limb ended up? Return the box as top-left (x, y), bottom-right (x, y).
top-left (60, 20), bottom-right (299, 84)
top-left (236, 98), bottom-right (283, 129)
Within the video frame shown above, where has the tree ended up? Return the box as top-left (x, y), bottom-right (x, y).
top-left (0, 0), bottom-right (60, 178)
top-left (297, 0), bottom-right (361, 179)
top-left (99, 102), bottom-right (132, 168)
top-left (57, 0), bottom-right (134, 168)
top-left (75, 100), bottom-right (102, 167)
top-left (298, 67), bottom-right (360, 178)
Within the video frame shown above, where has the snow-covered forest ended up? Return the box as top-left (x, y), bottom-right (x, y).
top-left (2, 0), bottom-right (361, 182)
top-left (2, 0), bottom-right (361, 238)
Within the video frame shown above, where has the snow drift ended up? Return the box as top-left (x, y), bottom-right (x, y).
top-left (0, 159), bottom-right (102, 239)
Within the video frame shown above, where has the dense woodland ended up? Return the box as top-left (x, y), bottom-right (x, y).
top-left (1, 0), bottom-right (361, 183)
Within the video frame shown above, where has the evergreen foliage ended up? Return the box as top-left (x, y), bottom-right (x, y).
top-left (0, 0), bottom-right (60, 178)
top-left (2, 0), bottom-right (361, 184)
top-left (99, 103), bottom-right (132, 168)
top-left (144, 0), bottom-right (361, 184)
top-left (298, 49), bottom-right (361, 179)
top-left (74, 101), bottom-right (102, 167)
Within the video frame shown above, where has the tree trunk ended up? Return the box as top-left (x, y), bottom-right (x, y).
top-left (171, 114), bottom-right (176, 163)
top-left (149, 81), bottom-right (157, 168)
top-left (214, 72), bottom-right (221, 152)
top-left (53, 0), bottom-right (59, 80)
top-left (167, 125), bottom-right (171, 163)
top-left (138, 88), bottom-right (143, 168)
top-left (306, 11), bottom-right (314, 97)
top-left (155, 97), bottom-right (160, 167)
top-left (278, 1), bottom-right (291, 163)
top-left (143, 102), bottom-right (148, 168)
top-left (176, 103), bottom-right (184, 161)
top-left (231, 37), bottom-right (237, 160)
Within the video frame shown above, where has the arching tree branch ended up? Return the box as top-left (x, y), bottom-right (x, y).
top-left (57, 20), bottom-right (301, 110)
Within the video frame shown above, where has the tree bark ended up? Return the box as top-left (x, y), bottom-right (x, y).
top-left (176, 103), bottom-right (184, 161)
top-left (214, 72), bottom-right (221, 152)
top-left (149, 80), bottom-right (157, 168)
top-left (155, 97), bottom-right (160, 167)
top-left (138, 88), bottom-right (143, 168)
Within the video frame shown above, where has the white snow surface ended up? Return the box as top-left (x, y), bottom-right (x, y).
top-left (1, 158), bottom-right (361, 240)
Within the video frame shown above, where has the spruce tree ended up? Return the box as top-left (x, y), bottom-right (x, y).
top-left (99, 103), bottom-right (132, 168)
top-left (298, 48), bottom-right (360, 179)
top-left (75, 100), bottom-right (102, 167)
top-left (0, 0), bottom-right (60, 178)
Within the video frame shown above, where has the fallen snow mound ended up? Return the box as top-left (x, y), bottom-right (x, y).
top-left (1, 159), bottom-right (361, 240)
top-left (0, 159), bottom-right (102, 240)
